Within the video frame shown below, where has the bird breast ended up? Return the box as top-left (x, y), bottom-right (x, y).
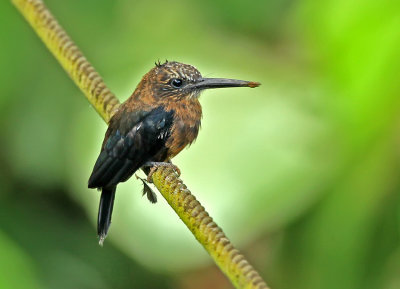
top-left (165, 100), bottom-right (202, 159)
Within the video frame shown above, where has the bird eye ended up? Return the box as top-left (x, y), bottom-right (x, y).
top-left (170, 78), bottom-right (183, 88)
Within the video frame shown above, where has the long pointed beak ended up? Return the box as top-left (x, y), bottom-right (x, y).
top-left (191, 78), bottom-right (260, 90)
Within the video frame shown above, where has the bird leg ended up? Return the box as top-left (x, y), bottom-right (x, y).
top-left (143, 161), bottom-right (181, 182)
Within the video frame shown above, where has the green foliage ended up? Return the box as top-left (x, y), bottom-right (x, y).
top-left (0, 230), bottom-right (41, 289)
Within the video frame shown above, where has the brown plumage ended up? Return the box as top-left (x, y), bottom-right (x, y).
top-left (88, 61), bottom-right (260, 244)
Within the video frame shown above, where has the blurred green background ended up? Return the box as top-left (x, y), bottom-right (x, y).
top-left (1, 0), bottom-right (400, 288)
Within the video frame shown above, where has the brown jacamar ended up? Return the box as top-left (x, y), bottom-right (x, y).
top-left (88, 61), bottom-right (260, 244)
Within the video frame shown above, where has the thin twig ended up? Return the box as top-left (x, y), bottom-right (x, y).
top-left (12, 1), bottom-right (269, 288)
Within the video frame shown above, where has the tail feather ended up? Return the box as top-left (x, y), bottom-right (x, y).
top-left (97, 187), bottom-right (116, 245)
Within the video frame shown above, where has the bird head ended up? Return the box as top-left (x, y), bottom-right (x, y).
top-left (135, 61), bottom-right (260, 101)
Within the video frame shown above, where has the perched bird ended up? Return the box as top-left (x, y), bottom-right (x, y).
top-left (88, 61), bottom-right (260, 245)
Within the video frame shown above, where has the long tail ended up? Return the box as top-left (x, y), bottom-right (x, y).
top-left (97, 186), bottom-right (116, 245)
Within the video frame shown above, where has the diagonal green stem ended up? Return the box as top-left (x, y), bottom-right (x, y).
top-left (12, 0), bottom-right (119, 122)
top-left (152, 167), bottom-right (268, 289)
top-left (12, 1), bottom-right (269, 288)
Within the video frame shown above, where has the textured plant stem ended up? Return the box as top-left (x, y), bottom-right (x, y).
top-left (152, 167), bottom-right (269, 289)
top-left (12, 1), bottom-right (269, 288)
top-left (12, 0), bottom-right (119, 122)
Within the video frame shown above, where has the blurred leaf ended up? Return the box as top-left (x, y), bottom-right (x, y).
top-left (0, 230), bottom-right (41, 289)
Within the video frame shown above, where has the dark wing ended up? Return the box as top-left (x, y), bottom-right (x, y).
top-left (88, 106), bottom-right (174, 189)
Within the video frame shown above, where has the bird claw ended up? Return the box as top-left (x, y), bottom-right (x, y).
top-left (144, 162), bottom-right (180, 182)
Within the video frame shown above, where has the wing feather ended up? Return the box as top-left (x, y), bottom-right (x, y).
top-left (88, 106), bottom-right (174, 189)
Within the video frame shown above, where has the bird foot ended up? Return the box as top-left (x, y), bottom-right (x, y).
top-left (143, 161), bottom-right (181, 182)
